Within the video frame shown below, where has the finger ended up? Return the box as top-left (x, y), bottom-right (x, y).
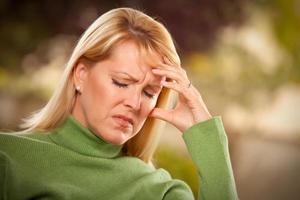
top-left (162, 57), bottom-right (181, 69)
top-left (153, 63), bottom-right (189, 82)
top-left (162, 80), bottom-right (196, 104)
top-left (149, 107), bottom-right (173, 124)
top-left (161, 80), bottom-right (188, 95)
top-left (163, 57), bottom-right (171, 65)
top-left (152, 68), bottom-right (182, 83)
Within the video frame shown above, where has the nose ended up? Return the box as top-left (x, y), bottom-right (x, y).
top-left (124, 90), bottom-right (142, 111)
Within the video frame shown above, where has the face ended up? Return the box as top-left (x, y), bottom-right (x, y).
top-left (72, 41), bottom-right (165, 145)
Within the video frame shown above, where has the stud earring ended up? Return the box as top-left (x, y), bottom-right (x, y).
top-left (75, 85), bottom-right (81, 93)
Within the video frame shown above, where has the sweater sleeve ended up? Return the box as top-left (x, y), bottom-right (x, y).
top-left (0, 151), bottom-right (8, 200)
top-left (181, 116), bottom-right (239, 200)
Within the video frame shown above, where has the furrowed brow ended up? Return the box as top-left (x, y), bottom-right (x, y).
top-left (117, 72), bottom-right (140, 82)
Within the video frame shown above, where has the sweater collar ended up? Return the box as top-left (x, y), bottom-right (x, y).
top-left (48, 115), bottom-right (123, 158)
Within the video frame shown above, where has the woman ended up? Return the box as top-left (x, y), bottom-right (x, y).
top-left (0, 7), bottom-right (238, 200)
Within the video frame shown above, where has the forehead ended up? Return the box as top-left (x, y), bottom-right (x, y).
top-left (108, 40), bottom-right (162, 72)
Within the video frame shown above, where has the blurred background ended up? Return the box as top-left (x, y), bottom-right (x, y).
top-left (0, 0), bottom-right (299, 199)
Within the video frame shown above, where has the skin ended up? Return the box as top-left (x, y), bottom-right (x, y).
top-left (72, 40), bottom-right (212, 145)
top-left (72, 41), bottom-right (165, 145)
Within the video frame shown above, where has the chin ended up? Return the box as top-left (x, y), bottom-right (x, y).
top-left (111, 139), bottom-right (126, 145)
top-left (103, 129), bottom-right (131, 145)
top-left (107, 136), bottom-right (128, 145)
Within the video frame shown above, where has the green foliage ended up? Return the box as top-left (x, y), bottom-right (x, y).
top-left (255, 0), bottom-right (300, 82)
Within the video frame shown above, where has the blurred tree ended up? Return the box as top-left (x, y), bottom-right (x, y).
top-left (1, 2), bottom-right (298, 198)
top-left (0, 0), bottom-right (250, 71)
top-left (254, 0), bottom-right (300, 82)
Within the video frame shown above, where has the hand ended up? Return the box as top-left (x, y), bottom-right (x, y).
top-left (149, 58), bottom-right (212, 133)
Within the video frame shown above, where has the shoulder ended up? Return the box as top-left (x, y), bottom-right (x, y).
top-left (0, 130), bottom-right (54, 155)
top-left (0, 130), bottom-right (52, 143)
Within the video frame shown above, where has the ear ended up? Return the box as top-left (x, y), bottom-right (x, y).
top-left (73, 61), bottom-right (89, 92)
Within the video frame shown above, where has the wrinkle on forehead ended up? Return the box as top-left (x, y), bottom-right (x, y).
top-left (126, 43), bottom-right (163, 84)
top-left (109, 40), bottom-right (166, 85)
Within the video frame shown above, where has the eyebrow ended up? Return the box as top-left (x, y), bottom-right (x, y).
top-left (115, 71), bottom-right (162, 90)
top-left (117, 72), bottom-right (139, 82)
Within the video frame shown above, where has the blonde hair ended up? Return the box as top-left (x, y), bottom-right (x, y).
top-left (21, 7), bottom-right (180, 164)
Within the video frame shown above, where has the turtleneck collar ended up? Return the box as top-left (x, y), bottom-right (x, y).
top-left (48, 115), bottom-right (123, 158)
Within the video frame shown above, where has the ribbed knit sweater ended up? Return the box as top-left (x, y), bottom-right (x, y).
top-left (0, 115), bottom-right (238, 200)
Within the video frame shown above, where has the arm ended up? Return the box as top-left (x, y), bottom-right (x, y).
top-left (183, 116), bottom-right (239, 200)
top-left (162, 117), bottom-right (238, 200)
top-left (150, 59), bottom-right (239, 199)
top-left (0, 151), bottom-right (8, 200)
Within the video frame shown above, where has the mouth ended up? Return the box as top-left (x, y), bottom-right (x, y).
top-left (112, 115), bottom-right (134, 128)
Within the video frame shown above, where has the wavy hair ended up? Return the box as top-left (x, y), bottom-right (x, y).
top-left (21, 7), bottom-right (180, 164)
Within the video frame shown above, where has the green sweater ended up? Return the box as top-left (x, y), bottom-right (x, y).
top-left (0, 115), bottom-right (238, 200)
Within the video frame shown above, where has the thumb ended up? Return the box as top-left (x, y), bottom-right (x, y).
top-left (149, 108), bottom-right (173, 124)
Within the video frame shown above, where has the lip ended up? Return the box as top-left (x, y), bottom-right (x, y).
top-left (112, 115), bottom-right (134, 127)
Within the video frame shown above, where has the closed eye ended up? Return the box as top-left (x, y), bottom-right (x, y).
top-left (112, 79), bottom-right (128, 88)
top-left (144, 91), bottom-right (154, 99)
top-left (112, 78), bottom-right (155, 99)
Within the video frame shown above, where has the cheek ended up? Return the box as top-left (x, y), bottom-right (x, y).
top-left (82, 76), bottom-right (114, 115)
top-left (133, 99), bottom-right (157, 133)
top-left (140, 99), bottom-right (157, 117)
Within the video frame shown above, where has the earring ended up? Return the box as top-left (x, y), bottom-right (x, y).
top-left (75, 85), bottom-right (81, 93)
